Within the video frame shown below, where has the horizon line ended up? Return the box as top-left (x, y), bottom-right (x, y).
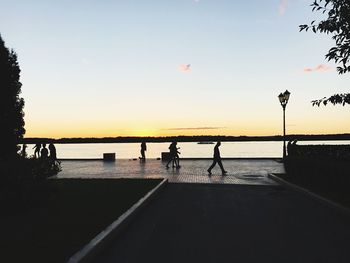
top-left (22, 133), bottom-right (350, 140)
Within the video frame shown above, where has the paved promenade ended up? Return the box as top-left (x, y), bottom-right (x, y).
top-left (96, 184), bottom-right (350, 263)
top-left (58, 159), bottom-right (283, 185)
top-left (58, 159), bottom-right (350, 262)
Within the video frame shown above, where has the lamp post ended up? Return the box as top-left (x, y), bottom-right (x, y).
top-left (278, 90), bottom-right (290, 159)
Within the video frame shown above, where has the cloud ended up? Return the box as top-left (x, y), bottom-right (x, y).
top-left (315, 64), bottom-right (332, 71)
top-left (178, 64), bottom-right (191, 72)
top-left (278, 0), bottom-right (289, 15)
top-left (81, 58), bottom-right (90, 65)
top-left (163, 127), bottom-right (226, 131)
top-left (193, 0), bottom-right (200, 3)
top-left (303, 64), bottom-right (332, 73)
top-left (303, 68), bottom-right (313, 72)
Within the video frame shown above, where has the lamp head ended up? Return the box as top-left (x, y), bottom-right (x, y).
top-left (278, 93), bottom-right (284, 104)
top-left (284, 90), bottom-right (290, 103)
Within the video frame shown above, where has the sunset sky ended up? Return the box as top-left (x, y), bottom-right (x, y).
top-left (1, 0), bottom-right (349, 138)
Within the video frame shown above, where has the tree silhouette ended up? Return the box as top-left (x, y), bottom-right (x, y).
top-left (0, 34), bottom-right (25, 161)
top-left (300, 0), bottom-right (350, 106)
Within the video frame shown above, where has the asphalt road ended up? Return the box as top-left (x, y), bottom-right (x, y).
top-left (96, 183), bottom-right (350, 263)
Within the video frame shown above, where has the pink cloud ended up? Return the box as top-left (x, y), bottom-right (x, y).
top-left (315, 64), bottom-right (331, 71)
top-left (303, 64), bottom-right (332, 73)
top-left (279, 0), bottom-right (289, 15)
top-left (178, 64), bottom-right (191, 72)
top-left (304, 68), bottom-right (313, 72)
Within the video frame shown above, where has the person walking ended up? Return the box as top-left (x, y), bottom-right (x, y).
top-left (207, 141), bottom-right (227, 175)
top-left (166, 141), bottom-right (181, 169)
top-left (174, 142), bottom-right (181, 168)
top-left (166, 142), bottom-right (176, 168)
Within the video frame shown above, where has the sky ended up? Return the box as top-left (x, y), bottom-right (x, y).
top-left (0, 0), bottom-right (349, 138)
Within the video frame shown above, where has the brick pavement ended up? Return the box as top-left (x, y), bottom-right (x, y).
top-left (57, 159), bottom-right (284, 185)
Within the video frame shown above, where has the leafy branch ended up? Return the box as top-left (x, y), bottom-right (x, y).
top-left (311, 93), bottom-right (350, 106)
top-left (300, 0), bottom-right (350, 106)
top-left (300, 0), bottom-right (350, 74)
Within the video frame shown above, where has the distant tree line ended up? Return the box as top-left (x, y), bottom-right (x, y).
top-left (20, 134), bottom-right (350, 144)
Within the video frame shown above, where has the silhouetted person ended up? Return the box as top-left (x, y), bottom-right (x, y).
top-left (139, 141), bottom-right (146, 161)
top-left (33, 143), bottom-right (41, 158)
top-left (40, 143), bottom-right (48, 159)
top-left (287, 140), bottom-right (292, 156)
top-left (287, 139), bottom-right (298, 156)
top-left (49, 143), bottom-right (57, 160)
top-left (207, 141), bottom-right (227, 175)
top-left (21, 144), bottom-right (27, 158)
top-left (166, 142), bottom-right (181, 168)
top-left (174, 142), bottom-right (181, 168)
top-left (166, 142), bottom-right (176, 168)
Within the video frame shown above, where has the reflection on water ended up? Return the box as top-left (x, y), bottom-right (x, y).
top-left (24, 141), bottom-right (350, 159)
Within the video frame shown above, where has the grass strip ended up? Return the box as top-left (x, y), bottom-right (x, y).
top-left (0, 178), bottom-right (161, 263)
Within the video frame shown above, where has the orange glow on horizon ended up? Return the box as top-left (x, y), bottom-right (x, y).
top-left (23, 109), bottom-right (350, 139)
top-left (24, 125), bottom-right (350, 139)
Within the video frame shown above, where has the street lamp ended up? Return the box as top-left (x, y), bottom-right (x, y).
top-left (278, 90), bottom-right (290, 159)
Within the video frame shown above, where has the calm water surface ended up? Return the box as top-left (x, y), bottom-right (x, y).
top-left (25, 140), bottom-right (350, 159)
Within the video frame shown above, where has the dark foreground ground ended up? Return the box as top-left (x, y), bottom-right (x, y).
top-left (96, 183), bottom-right (350, 263)
top-left (0, 179), bottom-right (160, 263)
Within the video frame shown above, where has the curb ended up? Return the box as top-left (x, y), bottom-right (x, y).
top-left (59, 158), bottom-right (282, 161)
top-left (268, 173), bottom-right (350, 217)
top-left (67, 178), bottom-right (168, 263)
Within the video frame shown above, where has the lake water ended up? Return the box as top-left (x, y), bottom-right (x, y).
top-left (24, 140), bottom-right (350, 159)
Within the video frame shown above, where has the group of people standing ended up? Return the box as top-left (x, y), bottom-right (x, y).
top-left (139, 141), bottom-right (227, 175)
top-left (32, 143), bottom-right (57, 160)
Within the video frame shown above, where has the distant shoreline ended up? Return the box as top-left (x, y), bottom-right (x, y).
top-left (21, 134), bottom-right (350, 144)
